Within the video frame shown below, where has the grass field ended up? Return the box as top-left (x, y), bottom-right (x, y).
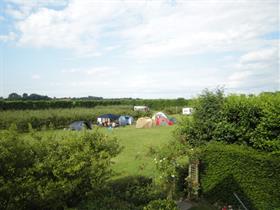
top-left (103, 125), bottom-right (175, 178)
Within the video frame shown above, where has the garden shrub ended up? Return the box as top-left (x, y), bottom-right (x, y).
top-left (0, 127), bottom-right (121, 209)
top-left (153, 139), bottom-right (190, 199)
top-left (199, 142), bottom-right (280, 210)
top-left (143, 199), bottom-right (179, 210)
top-left (175, 90), bottom-right (280, 152)
top-left (79, 176), bottom-right (166, 210)
top-left (175, 89), bottom-right (224, 147)
top-left (108, 176), bottom-right (164, 207)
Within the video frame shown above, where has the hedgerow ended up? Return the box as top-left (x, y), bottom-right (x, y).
top-left (0, 107), bottom-right (152, 132)
top-left (199, 142), bottom-right (280, 210)
top-left (0, 98), bottom-right (191, 110)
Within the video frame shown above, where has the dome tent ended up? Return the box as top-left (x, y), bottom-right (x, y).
top-left (135, 117), bottom-right (154, 128)
top-left (97, 114), bottom-right (120, 126)
top-left (152, 112), bottom-right (175, 126)
top-left (151, 112), bottom-right (168, 120)
top-left (119, 115), bottom-right (134, 126)
top-left (69, 121), bottom-right (92, 131)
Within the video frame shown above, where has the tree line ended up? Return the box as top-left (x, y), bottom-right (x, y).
top-left (0, 97), bottom-right (191, 110)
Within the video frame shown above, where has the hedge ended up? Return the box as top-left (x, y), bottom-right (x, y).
top-left (0, 107), bottom-right (152, 132)
top-left (200, 142), bottom-right (280, 210)
top-left (0, 99), bottom-right (191, 110)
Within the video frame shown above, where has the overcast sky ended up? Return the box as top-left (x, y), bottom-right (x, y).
top-left (0, 0), bottom-right (279, 98)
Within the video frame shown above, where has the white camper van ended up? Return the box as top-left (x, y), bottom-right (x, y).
top-left (182, 107), bottom-right (193, 115)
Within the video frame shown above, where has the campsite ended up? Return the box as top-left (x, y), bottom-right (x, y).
top-left (0, 1), bottom-right (279, 209)
top-left (1, 91), bottom-right (279, 210)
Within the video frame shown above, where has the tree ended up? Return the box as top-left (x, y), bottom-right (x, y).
top-left (176, 89), bottom-right (224, 146)
top-left (8, 92), bottom-right (22, 100)
top-left (22, 93), bottom-right (28, 98)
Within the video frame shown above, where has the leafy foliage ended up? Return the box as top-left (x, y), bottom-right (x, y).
top-left (175, 90), bottom-right (280, 152)
top-left (78, 176), bottom-right (166, 210)
top-left (143, 199), bottom-right (179, 210)
top-left (175, 89), bottom-right (224, 147)
top-left (0, 107), bottom-right (152, 132)
top-left (0, 98), bottom-right (191, 110)
top-left (199, 142), bottom-right (280, 210)
top-left (0, 127), bottom-right (121, 209)
top-left (153, 139), bottom-right (190, 199)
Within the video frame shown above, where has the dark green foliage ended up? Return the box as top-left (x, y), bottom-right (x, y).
top-left (153, 139), bottom-right (190, 199)
top-left (109, 176), bottom-right (165, 207)
top-left (251, 94), bottom-right (280, 152)
top-left (0, 107), bottom-right (151, 132)
top-left (0, 127), bottom-right (121, 209)
top-left (79, 176), bottom-right (165, 210)
top-left (0, 98), bottom-right (191, 110)
top-left (176, 90), bottom-right (280, 152)
top-left (200, 142), bottom-right (280, 210)
top-left (143, 199), bottom-right (179, 210)
top-left (213, 95), bottom-right (263, 146)
top-left (176, 89), bottom-right (224, 146)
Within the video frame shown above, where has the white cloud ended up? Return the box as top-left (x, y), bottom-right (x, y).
top-left (240, 47), bottom-right (278, 63)
top-left (1, 0), bottom-right (279, 98)
top-left (31, 74), bottom-right (41, 80)
top-left (61, 66), bottom-right (118, 77)
top-left (225, 45), bottom-right (279, 91)
top-left (0, 32), bottom-right (17, 42)
top-left (4, 0), bottom-right (276, 58)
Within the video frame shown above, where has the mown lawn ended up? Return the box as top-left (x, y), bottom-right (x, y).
top-left (103, 125), bottom-right (175, 178)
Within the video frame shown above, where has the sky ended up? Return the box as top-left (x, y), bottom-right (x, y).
top-left (0, 0), bottom-right (279, 99)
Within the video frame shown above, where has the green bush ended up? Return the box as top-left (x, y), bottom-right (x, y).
top-left (199, 142), bottom-right (280, 210)
top-left (175, 90), bottom-right (280, 152)
top-left (109, 176), bottom-right (165, 209)
top-left (79, 176), bottom-right (166, 210)
top-left (143, 199), bottom-right (179, 210)
top-left (175, 89), bottom-right (224, 147)
top-left (153, 139), bottom-right (190, 199)
top-left (0, 127), bottom-right (121, 209)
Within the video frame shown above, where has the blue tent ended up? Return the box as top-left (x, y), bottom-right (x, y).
top-left (119, 115), bottom-right (134, 126)
top-left (97, 114), bottom-right (120, 120)
top-left (97, 114), bottom-right (120, 126)
top-left (69, 121), bottom-right (92, 131)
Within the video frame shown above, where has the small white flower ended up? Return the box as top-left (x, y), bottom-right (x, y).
top-left (171, 174), bottom-right (175, 178)
top-left (160, 160), bottom-right (162, 163)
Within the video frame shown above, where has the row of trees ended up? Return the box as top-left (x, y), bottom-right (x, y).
top-left (7, 93), bottom-right (51, 100)
top-left (0, 98), bottom-right (191, 110)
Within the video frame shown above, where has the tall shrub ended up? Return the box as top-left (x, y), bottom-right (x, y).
top-left (0, 127), bottom-right (121, 209)
top-left (176, 90), bottom-right (280, 152)
top-left (175, 89), bottom-right (224, 146)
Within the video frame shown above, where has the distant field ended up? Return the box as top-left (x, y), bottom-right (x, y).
top-left (103, 125), bottom-right (175, 178)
